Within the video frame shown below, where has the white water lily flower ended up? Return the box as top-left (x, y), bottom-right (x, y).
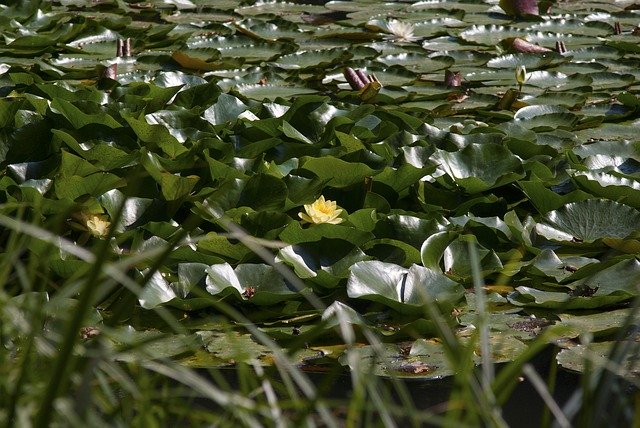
top-left (299, 196), bottom-right (344, 225)
top-left (385, 19), bottom-right (420, 43)
top-left (84, 213), bottom-right (111, 238)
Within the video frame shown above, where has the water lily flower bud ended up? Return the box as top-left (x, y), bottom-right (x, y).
top-left (444, 70), bottom-right (462, 88)
top-left (299, 196), bottom-right (344, 225)
top-left (344, 67), bottom-right (366, 90)
top-left (515, 65), bottom-right (527, 84)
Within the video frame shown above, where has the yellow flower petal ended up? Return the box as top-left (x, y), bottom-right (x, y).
top-left (299, 196), bottom-right (345, 225)
top-left (83, 213), bottom-right (111, 238)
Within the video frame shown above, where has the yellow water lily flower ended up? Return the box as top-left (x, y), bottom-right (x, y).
top-left (83, 213), bottom-right (111, 239)
top-left (299, 196), bottom-right (344, 225)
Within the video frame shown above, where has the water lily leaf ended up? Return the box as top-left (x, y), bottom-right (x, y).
top-left (54, 171), bottom-right (124, 201)
top-left (236, 82), bottom-right (318, 100)
top-left (617, 91), bottom-right (640, 108)
top-left (197, 233), bottom-right (253, 261)
top-left (234, 19), bottom-right (304, 40)
top-left (279, 222), bottom-right (373, 247)
top-left (202, 93), bottom-right (249, 126)
top-left (237, 173), bottom-right (288, 211)
top-left (443, 235), bottom-right (504, 282)
top-left (535, 199), bottom-right (640, 244)
top-left (449, 214), bottom-right (513, 240)
top-left (373, 164), bottom-right (436, 199)
top-left (277, 244), bottom-right (371, 288)
top-left (50, 98), bottom-right (121, 129)
top-left (140, 151), bottom-right (199, 201)
top-left (139, 270), bottom-right (178, 309)
top-left (421, 231), bottom-right (457, 272)
top-left (434, 143), bottom-right (524, 193)
top-left (575, 121), bottom-right (640, 143)
top-left (513, 105), bottom-right (578, 131)
top-left (524, 92), bottom-right (586, 109)
top-left (99, 189), bottom-right (154, 231)
top-left (346, 328), bottom-right (527, 378)
top-left (176, 262), bottom-right (209, 292)
top-left (121, 111), bottom-right (188, 158)
top-left (606, 40), bottom-right (640, 54)
top-left (557, 308), bottom-right (639, 338)
top-left (298, 156), bottom-right (378, 188)
top-left (59, 150), bottom-right (100, 177)
top-left (564, 45), bottom-right (621, 60)
top-left (531, 19), bottom-right (612, 37)
top-left (460, 25), bottom-right (528, 46)
top-left (343, 342), bottom-right (454, 379)
top-left (374, 214), bottom-right (445, 249)
top-left (413, 17), bottom-right (467, 35)
top-left (238, 1), bottom-right (328, 16)
top-left (525, 71), bottom-right (592, 90)
top-left (197, 330), bottom-right (271, 364)
top-left (508, 286), bottom-right (632, 309)
top-left (526, 249), bottom-right (599, 282)
top-left (346, 261), bottom-right (463, 313)
top-left (52, 129), bottom-right (136, 171)
top-left (205, 262), bottom-right (299, 304)
top-left (273, 48), bottom-right (350, 70)
top-left (219, 41), bottom-right (292, 62)
top-left (111, 328), bottom-right (198, 362)
top-left (487, 52), bottom-right (564, 69)
top-left (171, 50), bottom-right (233, 71)
top-left (567, 257), bottom-right (640, 297)
top-left (321, 301), bottom-right (366, 329)
top-left (571, 170), bottom-right (640, 210)
top-left (557, 341), bottom-right (640, 380)
top-left (361, 238), bottom-right (421, 266)
top-left (378, 53), bottom-right (453, 73)
top-left (518, 180), bottom-right (591, 214)
top-left (588, 71), bottom-right (635, 90)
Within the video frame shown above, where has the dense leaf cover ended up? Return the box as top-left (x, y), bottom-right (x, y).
top-left (2, 0), bottom-right (640, 377)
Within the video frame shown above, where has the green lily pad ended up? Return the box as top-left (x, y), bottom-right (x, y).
top-left (111, 328), bottom-right (199, 362)
top-left (139, 270), bottom-right (178, 310)
top-left (339, 343), bottom-right (451, 379)
top-left (460, 25), bottom-right (528, 46)
top-left (526, 249), bottom-right (599, 282)
top-left (346, 261), bottom-right (464, 313)
top-left (557, 341), bottom-right (640, 380)
top-left (535, 199), bottom-right (640, 244)
top-left (205, 263), bottom-right (300, 305)
top-left (377, 53), bottom-right (453, 73)
top-left (276, 243), bottom-right (372, 288)
top-left (486, 52), bottom-right (565, 69)
top-left (571, 170), bottom-right (640, 210)
top-left (557, 308), bottom-right (639, 338)
top-left (273, 48), bottom-right (350, 70)
top-left (507, 285), bottom-right (632, 309)
top-left (513, 105), bottom-right (579, 131)
top-left (434, 143), bottom-right (524, 193)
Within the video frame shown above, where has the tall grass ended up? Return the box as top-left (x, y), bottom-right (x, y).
top-left (0, 202), bottom-right (638, 427)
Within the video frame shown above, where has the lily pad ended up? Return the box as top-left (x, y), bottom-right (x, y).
top-left (535, 199), bottom-right (640, 244)
top-left (346, 261), bottom-right (464, 313)
top-left (557, 341), bottom-right (640, 380)
top-left (433, 143), bottom-right (524, 193)
top-left (205, 263), bottom-right (301, 304)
